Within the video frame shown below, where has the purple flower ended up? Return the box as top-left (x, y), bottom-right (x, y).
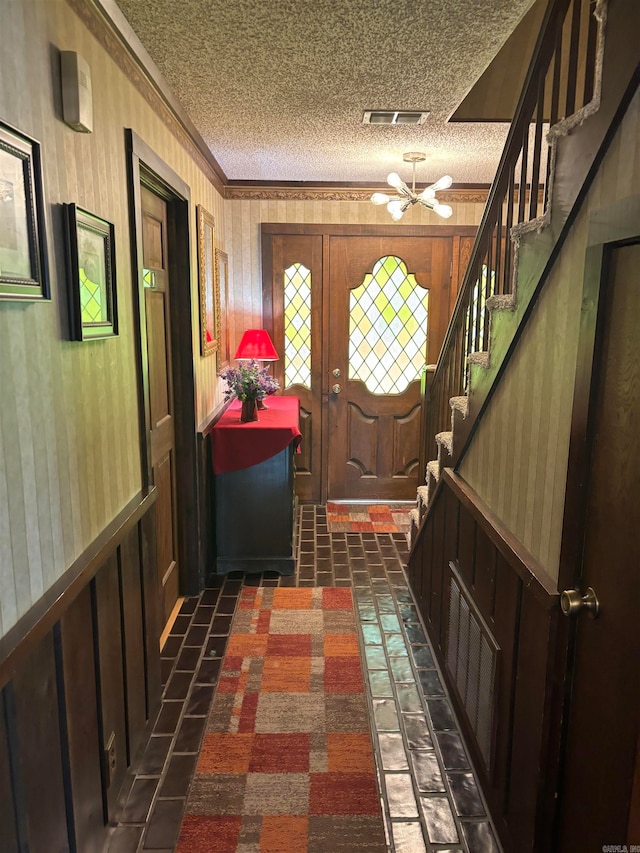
top-left (220, 359), bottom-right (280, 402)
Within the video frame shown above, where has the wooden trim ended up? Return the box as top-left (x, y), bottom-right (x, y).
top-left (442, 468), bottom-right (559, 604)
top-left (0, 488), bottom-right (156, 693)
top-left (260, 223), bottom-right (479, 237)
top-left (126, 130), bottom-right (202, 597)
top-left (198, 398), bottom-right (233, 436)
top-left (160, 598), bottom-right (185, 650)
top-left (227, 186), bottom-right (489, 202)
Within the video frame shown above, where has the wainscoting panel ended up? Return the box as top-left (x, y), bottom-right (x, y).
top-left (0, 490), bottom-right (159, 853)
top-left (58, 585), bottom-right (104, 853)
top-left (12, 634), bottom-right (68, 853)
top-left (408, 468), bottom-right (559, 853)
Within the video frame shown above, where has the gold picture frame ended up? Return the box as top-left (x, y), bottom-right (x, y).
top-left (197, 204), bottom-right (220, 357)
top-left (215, 248), bottom-right (230, 369)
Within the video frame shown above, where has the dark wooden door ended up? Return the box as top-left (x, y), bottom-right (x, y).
top-left (141, 186), bottom-right (179, 626)
top-left (557, 242), bottom-right (640, 850)
top-left (327, 236), bottom-right (452, 499)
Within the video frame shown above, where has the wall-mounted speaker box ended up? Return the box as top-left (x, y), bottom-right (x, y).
top-left (60, 51), bottom-right (93, 133)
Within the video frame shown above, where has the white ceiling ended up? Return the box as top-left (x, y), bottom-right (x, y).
top-left (112, 0), bottom-right (536, 185)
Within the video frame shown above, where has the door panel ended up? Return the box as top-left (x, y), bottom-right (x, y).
top-left (141, 186), bottom-right (179, 626)
top-left (558, 243), bottom-right (640, 849)
top-left (328, 236), bottom-right (452, 499)
top-left (270, 234), bottom-right (323, 502)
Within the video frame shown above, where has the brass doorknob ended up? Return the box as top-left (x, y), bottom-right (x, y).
top-left (560, 587), bottom-right (599, 618)
top-left (332, 368), bottom-right (341, 377)
top-left (332, 384), bottom-right (342, 394)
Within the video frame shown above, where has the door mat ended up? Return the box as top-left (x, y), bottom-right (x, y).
top-left (326, 502), bottom-right (413, 533)
top-left (176, 587), bottom-right (387, 852)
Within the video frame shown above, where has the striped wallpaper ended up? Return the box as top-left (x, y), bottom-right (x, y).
top-left (0, 0), bottom-right (227, 637)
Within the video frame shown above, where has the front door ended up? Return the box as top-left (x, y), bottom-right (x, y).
top-left (327, 236), bottom-right (452, 499)
top-left (264, 228), bottom-right (455, 502)
top-left (557, 241), bottom-right (640, 849)
top-left (141, 185), bottom-right (180, 626)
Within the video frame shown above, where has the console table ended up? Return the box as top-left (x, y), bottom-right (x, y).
top-left (211, 396), bottom-right (301, 575)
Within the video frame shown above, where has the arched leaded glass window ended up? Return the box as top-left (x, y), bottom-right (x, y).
top-left (348, 255), bottom-right (428, 395)
top-left (284, 262), bottom-right (311, 389)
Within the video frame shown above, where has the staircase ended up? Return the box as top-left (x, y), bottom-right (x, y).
top-left (409, 0), bottom-right (637, 549)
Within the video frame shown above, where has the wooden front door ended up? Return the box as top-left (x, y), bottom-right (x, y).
top-left (263, 227), bottom-right (459, 503)
top-left (141, 186), bottom-right (179, 626)
top-left (327, 236), bottom-right (452, 499)
top-left (557, 242), bottom-right (640, 849)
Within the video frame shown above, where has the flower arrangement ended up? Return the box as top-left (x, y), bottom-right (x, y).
top-left (220, 360), bottom-right (279, 403)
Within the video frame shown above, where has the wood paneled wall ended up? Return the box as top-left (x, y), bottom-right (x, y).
top-left (224, 197), bottom-right (486, 364)
top-left (0, 0), bottom-right (225, 638)
top-left (407, 469), bottom-right (559, 853)
top-left (459, 87), bottom-right (640, 580)
top-left (0, 491), bottom-right (159, 853)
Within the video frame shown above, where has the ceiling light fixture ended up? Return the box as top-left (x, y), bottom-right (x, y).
top-left (371, 152), bottom-right (453, 221)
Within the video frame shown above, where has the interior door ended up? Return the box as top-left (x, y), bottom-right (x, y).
top-left (327, 236), bottom-right (452, 499)
top-left (557, 242), bottom-right (640, 849)
top-left (141, 185), bottom-right (180, 626)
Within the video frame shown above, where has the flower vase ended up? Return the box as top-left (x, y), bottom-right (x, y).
top-left (240, 398), bottom-right (259, 422)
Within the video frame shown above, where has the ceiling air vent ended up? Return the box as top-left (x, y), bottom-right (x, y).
top-left (362, 110), bottom-right (430, 125)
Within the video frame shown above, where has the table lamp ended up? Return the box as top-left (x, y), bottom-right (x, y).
top-left (234, 329), bottom-right (279, 409)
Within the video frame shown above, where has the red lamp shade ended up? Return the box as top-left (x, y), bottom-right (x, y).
top-left (234, 329), bottom-right (279, 361)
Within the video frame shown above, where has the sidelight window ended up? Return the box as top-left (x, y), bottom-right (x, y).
top-left (284, 262), bottom-right (312, 389)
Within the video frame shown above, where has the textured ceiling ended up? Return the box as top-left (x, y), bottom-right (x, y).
top-left (113, 0), bottom-right (536, 184)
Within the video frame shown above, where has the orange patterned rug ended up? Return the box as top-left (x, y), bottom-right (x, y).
top-left (176, 587), bottom-right (387, 853)
top-left (326, 502), bottom-right (412, 533)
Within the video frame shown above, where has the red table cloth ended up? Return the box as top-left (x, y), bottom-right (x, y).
top-left (211, 395), bottom-right (302, 474)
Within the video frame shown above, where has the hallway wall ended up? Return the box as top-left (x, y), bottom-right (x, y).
top-left (224, 195), bottom-right (487, 358)
top-left (0, 0), bottom-right (230, 638)
top-left (459, 87), bottom-right (640, 580)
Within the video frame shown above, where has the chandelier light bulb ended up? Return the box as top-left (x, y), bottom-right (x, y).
top-left (433, 202), bottom-right (453, 219)
top-left (386, 172), bottom-right (404, 190)
top-left (430, 174), bottom-right (453, 192)
top-left (419, 187), bottom-right (436, 201)
top-left (387, 199), bottom-right (406, 220)
top-left (371, 192), bottom-right (391, 205)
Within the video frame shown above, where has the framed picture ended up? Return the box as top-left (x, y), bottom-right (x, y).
top-left (215, 248), bottom-right (230, 369)
top-left (64, 204), bottom-right (117, 340)
top-left (197, 204), bottom-right (220, 358)
top-left (0, 121), bottom-right (49, 300)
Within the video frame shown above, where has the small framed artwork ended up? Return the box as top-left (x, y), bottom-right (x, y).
top-left (0, 121), bottom-right (49, 300)
top-left (64, 203), bottom-right (117, 340)
top-left (215, 248), bottom-right (230, 369)
top-left (197, 204), bottom-right (220, 358)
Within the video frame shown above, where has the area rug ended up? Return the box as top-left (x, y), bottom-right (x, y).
top-left (326, 502), bottom-right (412, 533)
top-left (176, 587), bottom-right (387, 853)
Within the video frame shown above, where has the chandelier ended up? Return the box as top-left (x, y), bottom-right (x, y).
top-left (371, 152), bottom-right (453, 220)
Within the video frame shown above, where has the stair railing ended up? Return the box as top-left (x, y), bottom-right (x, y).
top-left (425, 0), bottom-right (600, 463)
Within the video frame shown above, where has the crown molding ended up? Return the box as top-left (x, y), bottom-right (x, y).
top-left (224, 186), bottom-right (490, 203)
